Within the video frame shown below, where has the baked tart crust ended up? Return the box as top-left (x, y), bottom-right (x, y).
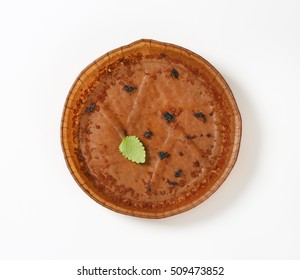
top-left (61, 39), bottom-right (242, 218)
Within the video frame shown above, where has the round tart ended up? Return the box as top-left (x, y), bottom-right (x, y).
top-left (61, 39), bottom-right (242, 218)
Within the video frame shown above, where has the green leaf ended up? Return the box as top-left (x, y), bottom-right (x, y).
top-left (119, 136), bottom-right (146, 164)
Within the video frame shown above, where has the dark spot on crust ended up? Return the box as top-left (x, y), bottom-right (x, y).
top-left (158, 152), bottom-right (170, 160)
top-left (122, 59), bottom-right (130, 66)
top-left (174, 169), bottom-right (182, 177)
top-left (85, 103), bottom-right (96, 113)
top-left (144, 131), bottom-right (153, 139)
top-left (123, 85), bottom-right (137, 92)
top-left (160, 53), bottom-right (167, 58)
top-left (194, 112), bottom-right (207, 123)
top-left (193, 161), bottom-right (200, 167)
top-left (186, 135), bottom-right (197, 140)
top-left (171, 68), bottom-right (179, 79)
top-left (163, 112), bottom-right (175, 123)
top-left (206, 133), bottom-right (212, 138)
top-left (179, 152), bottom-right (184, 156)
top-left (166, 179), bottom-right (178, 186)
top-left (147, 183), bottom-right (151, 191)
top-left (86, 127), bottom-right (92, 134)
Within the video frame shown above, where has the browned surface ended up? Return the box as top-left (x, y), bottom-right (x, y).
top-left (61, 39), bottom-right (242, 218)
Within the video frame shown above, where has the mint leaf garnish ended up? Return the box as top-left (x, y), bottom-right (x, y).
top-left (119, 136), bottom-right (146, 164)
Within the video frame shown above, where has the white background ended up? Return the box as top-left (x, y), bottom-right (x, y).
top-left (0, 0), bottom-right (299, 260)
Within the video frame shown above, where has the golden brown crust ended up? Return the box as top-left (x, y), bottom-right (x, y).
top-left (61, 39), bottom-right (242, 218)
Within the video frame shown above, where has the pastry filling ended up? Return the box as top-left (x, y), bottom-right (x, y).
top-left (74, 52), bottom-right (235, 212)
